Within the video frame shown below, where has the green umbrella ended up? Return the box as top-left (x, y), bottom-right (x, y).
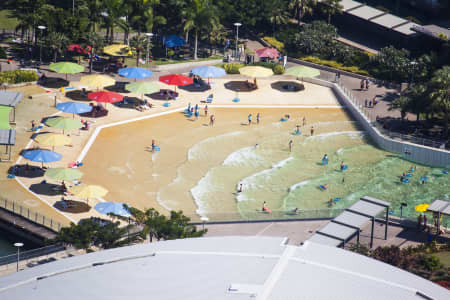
top-left (45, 117), bottom-right (83, 133)
top-left (45, 168), bottom-right (83, 181)
top-left (125, 82), bottom-right (160, 100)
top-left (285, 66), bottom-right (320, 78)
top-left (49, 62), bottom-right (84, 80)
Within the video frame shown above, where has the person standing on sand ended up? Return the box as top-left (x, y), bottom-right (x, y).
top-left (195, 110), bottom-right (199, 120)
top-left (310, 126), bottom-right (315, 136)
top-left (204, 104), bottom-right (208, 116)
top-left (248, 114), bottom-right (252, 125)
top-left (31, 120), bottom-right (35, 132)
top-left (289, 140), bottom-right (293, 152)
top-left (151, 139), bottom-right (156, 151)
top-left (210, 114), bottom-right (215, 126)
top-left (238, 184), bottom-right (243, 193)
top-left (256, 113), bottom-right (260, 124)
top-left (302, 117), bottom-right (306, 126)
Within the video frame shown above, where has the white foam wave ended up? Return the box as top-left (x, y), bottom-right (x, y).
top-left (187, 131), bottom-right (243, 161)
top-left (336, 148), bottom-right (344, 155)
top-left (156, 192), bottom-right (172, 211)
top-left (306, 131), bottom-right (365, 140)
top-left (289, 180), bottom-right (310, 192)
top-left (222, 146), bottom-right (264, 167)
top-left (237, 157), bottom-right (295, 200)
top-left (190, 171), bottom-right (216, 217)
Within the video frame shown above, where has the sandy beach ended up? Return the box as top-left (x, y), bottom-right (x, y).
top-left (2, 76), bottom-right (343, 224)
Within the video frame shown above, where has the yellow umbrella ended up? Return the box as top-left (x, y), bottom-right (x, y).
top-left (69, 184), bottom-right (108, 200)
top-left (414, 204), bottom-right (429, 213)
top-left (103, 44), bottom-right (131, 57)
top-left (34, 133), bottom-right (72, 151)
top-left (80, 75), bottom-right (115, 89)
top-left (239, 66), bottom-right (273, 78)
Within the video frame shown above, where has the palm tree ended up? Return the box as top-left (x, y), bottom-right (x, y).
top-left (389, 96), bottom-right (410, 121)
top-left (130, 0), bottom-right (166, 35)
top-left (289, 0), bottom-right (316, 26)
top-left (270, 3), bottom-right (290, 34)
top-left (45, 32), bottom-right (69, 62)
top-left (83, 32), bottom-right (104, 73)
top-left (429, 66), bottom-right (450, 138)
top-left (104, 0), bottom-right (125, 44)
top-left (183, 0), bottom-right (219, 60)
top-left (130, 35), bottom-right (147, 66)
top-left (321, 0), bottom-right (343, 24)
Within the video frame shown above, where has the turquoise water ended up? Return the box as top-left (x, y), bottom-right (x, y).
top-left (186, 119), bottom-right (449, 221)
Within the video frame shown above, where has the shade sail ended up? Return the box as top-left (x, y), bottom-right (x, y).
top-left (49, 62), bottom-right (84, 74)
top-left (56, 102), bottom-right (92, 114)
top-left (0, 106), bottom-right (12, 129)
top-left (159, 74), bottom-right (193, 86)
top-left (255, 47), bottom-right (280, 58)
top-left (70, 184), bottom-right (108, 198)
top-left (80, 75), bottom-right (115, 89)
top-left (45, 168), bottom-right (83, 181)
top-left (125, 82), bottom-right (160, 94)
top-left (88, 91), bottom-right (123, 103)
top-left (35, 133), bottom-right (71, 147)
top-left (103, 44), bottom-right (131, 56)
top-left (164, 35), bottom-right (186, 48)
top-left (46, 117), bottom-right (83, 130)
top-left (22, 149), bottom-right (62, 163)
top-left (285, 66), bottom-right (320, 78)
top-left (239, 66), bottom-right (273, 78)
top-left (191, 66), bottom-right (226, 78)
top-left (94, 202), bottom-right (131, 217)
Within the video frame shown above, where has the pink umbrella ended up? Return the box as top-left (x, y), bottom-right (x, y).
top-left (255, 47), bottom-right (280, 59)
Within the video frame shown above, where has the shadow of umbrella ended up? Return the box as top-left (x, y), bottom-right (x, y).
top-left (38, 77), bottom-right (69, 89)
top-left (178, 83), bottom-right (211, 92)
top-left (104, 81), bottom-right (131, 93)
top-left (113, 97), bottom-right (143, 109)
top-left (270, 81), bottom-right (305, 93)
top-left (29, 182), bottom-right (63, 196)
top-left (54, 200), bottom-right (91, 213)
top-left (8, 164), bottom-right (45, 178)
top-left (65, 90), bottom-right (91, 101)
top-left (224, 81), bottom-right (257, 92)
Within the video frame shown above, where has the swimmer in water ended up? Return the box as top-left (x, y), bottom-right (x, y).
top-left (329, 198), bottom-right (335, 206)
top-left (256, 113), bottom-right (260, 124)
top-left (295, 125), bottom-right (300, 134)
top-left (248, 114), bottom-right (252, 125)
top-left (340, 161), bottom-right (344, 170)
top-left (263, 201), bottom-right (268, 212)
top-left (310, 126), bottom-right (314, 136)
top-left (151, 139), bottom-right (156, 151)
top-left (323, 154), bottom-right (328, 161)
top-left (289, 140), bottom-right (293, 152)
top-left (238, 183), bottom-right (243, 193)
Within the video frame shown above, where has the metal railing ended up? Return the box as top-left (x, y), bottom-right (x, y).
top-left (186, 208), bottom-right (345, 223)
top-left (0, 244), bottom-right (65, 266)
top-left (0, 198), bottom-right (61, 232)
top-left (335, 80), bottom-right (448, 151)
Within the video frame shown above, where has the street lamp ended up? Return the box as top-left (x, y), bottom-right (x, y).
top-left (14, 242), bottom-right (24, 272)
top-left (145, 33), bottom-right (154, 66)
top-left (200, 217), bottom-right (209, 231)
top-left (37, 25), bottom-right (46, 64)
top-left (234, 23), bottom-right (242, 61)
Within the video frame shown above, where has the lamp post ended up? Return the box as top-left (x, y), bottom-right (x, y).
top-left (400, 203), bottom-right (408, 218)
top-left (200, 217), bottom-right (209, 231)
top-left (14, 242), bottom-right (24, 272)
top-left (37, 25), bottom-right (46, 64)
top-left (234, 23), bottom-right (242, 61)
top-left (145, 33), bottom-right (153, 66)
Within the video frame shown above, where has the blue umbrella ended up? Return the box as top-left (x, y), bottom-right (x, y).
top-left (94, 202), bottom-right (131, 217)
top-left (56, 101), bottom-right (92, 118)
top-left (22, 149), bottom-right (62, 167)
top-left (118, 67), bottom-right (153, 80)
top-left (191, 66), bottom-right (226, 79)
top-left (164, 35), bottom-right (186, 48)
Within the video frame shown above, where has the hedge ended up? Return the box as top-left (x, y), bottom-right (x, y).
top-left (0, 70), bottom-right (39, 84)
top-left (223, 63), bottom-right (244, 74)
top-left (0, 48), bottom-right (6, 59)
top-left (263, 37), bottom-right (285, 52)
top-left (300, 56), bottom-right (370, 76)
top-left (249, 62), bottom-right (284, 75)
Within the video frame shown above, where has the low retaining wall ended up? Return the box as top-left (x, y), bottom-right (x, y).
top-left (154, 59), bottom-right (223, 71)
top-left (304, 77), bottom-right (450, 167)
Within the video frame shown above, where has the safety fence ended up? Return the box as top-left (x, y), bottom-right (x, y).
top-left (0, 244), bottom-right (65, 266)
top-left (0, 198), bottom-right (61, 232)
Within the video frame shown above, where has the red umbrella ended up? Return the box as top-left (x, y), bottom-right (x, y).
top-left (159, 74), bottom-right (193, 92)
top-left (255, 47), bottom-right (280, 59)
top-left (68, 44), bottom-right (91, 54)
top-left (88, 91), bottom-right (123, 107)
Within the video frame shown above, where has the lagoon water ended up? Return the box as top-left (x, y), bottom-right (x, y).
top-left (81, 108), bottom-right (450, 222)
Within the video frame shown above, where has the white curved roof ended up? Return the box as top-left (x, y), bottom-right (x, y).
top-left (0, 236), bottom-right (447, 300)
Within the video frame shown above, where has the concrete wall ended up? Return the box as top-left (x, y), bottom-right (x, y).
top-left (304, 77), bottom-right (450, 167)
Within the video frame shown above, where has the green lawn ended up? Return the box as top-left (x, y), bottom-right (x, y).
top-left (435, 252), bottom-right (450, 268)
top-left (123, 55), bottom-right (223, 67)
top-left (0, 10), bottom-right (18, 30)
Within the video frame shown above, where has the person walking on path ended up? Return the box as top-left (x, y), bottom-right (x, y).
top-left (248, 114), bottom-right (252, 126)
top-left (365, 79), bottom-right (370, 91)
top-left (256, 113), bottom-right (260, 124)
top-left (310, 126), bottom-right (315, 136)
top-left (360, 79), bottom-right (364, 91)
top-left (204, 104), bottom-right (208, 116)
top-left (365, 99), bottom-right (368, 107)
top-left (289, 140), bottom-right (293, 152)
top-left (195, 110), bottom-right (199, 120)
top-left (209, 114), bottom-right (215, 126)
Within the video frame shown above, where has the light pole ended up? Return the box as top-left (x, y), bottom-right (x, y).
top-left (14, 242), bottom-right (24, 272)
top-left (234, 23), bottom-right (242, 61)
top-left (200, 217), bottom-right (209, 231)
top-left (145, 33), bottom-right (153, 66)
top-left (37, 25), bottom-right (46, 64)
